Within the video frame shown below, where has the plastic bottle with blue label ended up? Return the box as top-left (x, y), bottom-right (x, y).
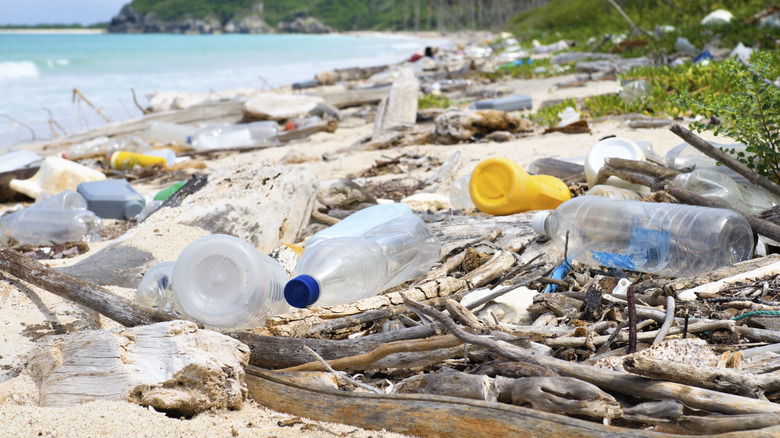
top-left (284, 203), bottom-right (441, 308)
top-left (531, 196), bottom-right (753, 278)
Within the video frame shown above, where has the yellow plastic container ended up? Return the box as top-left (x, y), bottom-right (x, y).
top-left (469, 157), bottom-right (571, 215)
top-left (110, 151), bottom-right (167, 170)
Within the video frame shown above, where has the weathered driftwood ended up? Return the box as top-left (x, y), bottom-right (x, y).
top-left (26, 320), bottom-right (247, 415)
top-left (314, 65), bottom-right (389, 85)
top-left (0, 244), bottom-right (173, 327)
top-left (245, 366), bottom-right (668, 438)
top-left (508, 376), bottom-right (622, 420)
top-left (623, 354), bottom-right (780, 399)
top-left (670, 123), bottom-right (780, 198)
top-left (402, 295), bottom-right (780, 415)
top-left (316, 87), bottom-right (390, 108)
top-left (278, 334), bottom-right (462, 372)
top-left (40, 101), bottom-right (245, 150)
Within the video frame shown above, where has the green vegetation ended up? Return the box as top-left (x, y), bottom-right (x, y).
top-left (126, 0), bottom-right (525, 31)
top-left (418, 93), bottom-right (454, 109)
top-left (507, 0), bottom-right (777, 49)
top-left (677, 52), bottom-right (780, 182)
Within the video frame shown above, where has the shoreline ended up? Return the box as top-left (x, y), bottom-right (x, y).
top-left (0, 28), bottom-right (106, 34)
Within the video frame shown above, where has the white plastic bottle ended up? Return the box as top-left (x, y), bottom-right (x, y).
top-left (135, 261), bottom-right (184, 317)
top-left (189, 121), bottom-right (279, 150)
top-left (171, 234), bottom-right (290, 328)
top-left (531, 196), bottom-right (753, 277)
top-left (144, 121), bottom-right (197, 146)
top-left (0, 208), bottom-right (102, 245)
top-left (284, 203), bottom-right (441, 308)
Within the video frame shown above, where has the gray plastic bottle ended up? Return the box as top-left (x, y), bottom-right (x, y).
top-left (170, 234), bottom-right (290, 328)
top-left (284, 203), bottom-right (441, 308)
top-left (531, 196), bottom-right (753, 277)
top-left (77, 179), bottom-right (146, 220)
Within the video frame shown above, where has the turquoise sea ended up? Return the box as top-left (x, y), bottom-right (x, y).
top-left (0, 32), bottom-right (448, 148)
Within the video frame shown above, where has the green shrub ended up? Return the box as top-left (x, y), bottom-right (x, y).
top-left (676, 51), bottom-right (780, 183)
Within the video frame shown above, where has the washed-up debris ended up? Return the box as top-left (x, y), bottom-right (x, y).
top-left (26, 320), bottom-right (248, 415)
top-left (434, 110), bottom-right (535, 145)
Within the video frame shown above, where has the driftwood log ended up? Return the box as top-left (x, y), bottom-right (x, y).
top-left (245, 367), bottom-right (780, 438)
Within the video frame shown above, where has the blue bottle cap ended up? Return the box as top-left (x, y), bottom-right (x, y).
top-left (284, 275), bottom-right (320, 308)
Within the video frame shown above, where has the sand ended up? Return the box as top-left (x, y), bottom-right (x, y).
top-left (0, 46), bottom-right (727, 437)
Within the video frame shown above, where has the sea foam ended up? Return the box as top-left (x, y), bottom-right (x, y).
top-left (0, 61), bottom-right (39, 80)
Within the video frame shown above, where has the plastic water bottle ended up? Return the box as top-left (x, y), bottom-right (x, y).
top-left (32, 190), bottom-right (88, 210)
top-left (135, 261), bottom-right (184, 317)
top-left (188, 121), bottom-right (279, 150)
top-left (144, 120), bottom-right (197, 146)
top-left (468, 157), bottom-right (571, 215)
top-left (531, 196), bottom-right (753, 277)
top-left (449, 174), bottom-right (476, 209)
top-left (0, 208), bottom-right (102, 245)
top-left (170, 234), bottom-right (290, 328)
top-left (284, 203), bottom-right (441, 308)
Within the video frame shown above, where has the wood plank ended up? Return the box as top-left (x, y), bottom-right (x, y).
top-left (245, 366), bottom-right (663, 438)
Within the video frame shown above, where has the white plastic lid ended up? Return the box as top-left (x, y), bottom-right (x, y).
top-left (584, 137), bottom-right (645, 187)
top-left (531, 210), bottom-right (551, 235)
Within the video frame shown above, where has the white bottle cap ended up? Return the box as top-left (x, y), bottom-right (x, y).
top-left (531, 211), bottom-right (551, 235)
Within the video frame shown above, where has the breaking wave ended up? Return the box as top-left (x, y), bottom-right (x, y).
top-left (0, 61), bottom-right (39, 81)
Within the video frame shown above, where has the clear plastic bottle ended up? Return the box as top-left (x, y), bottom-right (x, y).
top-left (32, 190), bottom-right (88, 210)
top-left (144, 121), bottom-right (197, 146)
top-left (531, 196), bottom-right (753, 277)
top-left (0, 208), bottom-right (102, 245)
top-left (188, 121), bottom-right (279, 150)
top-left (171, 234), bottom-right (290, 328)
top-left (284, 204), bottom-right (441, 308)
top-left (449, 174), bottom-right (476, 209)
top-left (135, 261), bottom-right (184, 317)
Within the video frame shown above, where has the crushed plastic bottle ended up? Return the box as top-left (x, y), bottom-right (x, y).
top-left (189, 121), bottom-right (279, 150)
top-left (672, 168), bottom-right (780, 215)
top-left (531, 196), bottom-right (753, 278)
top-left (170, 234), bottom-right (290, 328)
top-left (284, 203), bottom-right (441, 308)
top-left (468, 157), bottom-right (571, 215)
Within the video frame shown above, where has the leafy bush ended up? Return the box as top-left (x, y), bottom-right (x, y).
top-left (676, 51), bottom-right (780, 183)
top-left (418, 93), bottom-right (454, 110)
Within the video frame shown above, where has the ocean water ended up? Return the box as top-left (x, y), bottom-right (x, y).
top-left (0, 32), bottom-right (447, 148)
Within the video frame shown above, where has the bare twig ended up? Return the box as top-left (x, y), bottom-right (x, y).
top-left (302, 345), bottom-right (383, 394)
top-left (72, 88), bottom-right (112, 123)
top-left (606, 0), bottom-right (650, 36)
top-left (653, 296), bottom-right (676, 345)
top-left (627, 283), bottom-right (637, 354)
top-left (0, 113), bottom-right (36, 140)
top-left (43, 107), bottom-right (67, 137)
top-left (131, 88), bottom-right (151, 114)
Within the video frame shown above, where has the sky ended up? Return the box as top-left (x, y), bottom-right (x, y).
top-left (0, 0), bottom-right (131, 26)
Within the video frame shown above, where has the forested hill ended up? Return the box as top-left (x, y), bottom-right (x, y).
top-left (108, 0), bottom-right (548, 34)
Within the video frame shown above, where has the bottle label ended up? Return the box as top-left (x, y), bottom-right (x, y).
top-left (591, 227), bottom-right (669, 271)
